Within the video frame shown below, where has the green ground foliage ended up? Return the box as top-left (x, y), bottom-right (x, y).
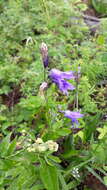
top-left (0, 0), bottom-right (107, 189)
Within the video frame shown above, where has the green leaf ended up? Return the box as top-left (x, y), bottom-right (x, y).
top-left (92, 0), bottom-right (107, 14)
top-left (62, 150), bottom-right (79, 159)
top-left (103, 166), bottom-right (107, 171)
top-left (92, 143), bottom-right (106, 163)
top-left (58, 171), bottom-right (68, 190)
top-left (6, 138), bottom-right (17, 156)
top-left (40, 159), bottom-right (59, 190)
top-left (67, 180), bottom-right (80, 189)
top-left (97, 125), bottom-right (107, 139)
top-left (86, 166), bottom-right (105, 185)
top-left (0, 133), bottom-right (11, 157)
top-left (104, 176), bottom-right (107, 186)
top-left (30, 184), bottom-right (44, 190)
top-left (48, 155), bottom-right (61, 163)
top-left (56, 128), bottom-right (71, 136)
top-left (0, 159), bottom-right (16, 171)
top-left (97, 35), bottom-right (105, 45)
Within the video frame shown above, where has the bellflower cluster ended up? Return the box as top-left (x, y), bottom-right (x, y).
top-left (40, 44), bottom-right (84, 128)
top-left (49, 68), bottom-right (75, 95)
top-left (62, 110), bottom-right (84, 126)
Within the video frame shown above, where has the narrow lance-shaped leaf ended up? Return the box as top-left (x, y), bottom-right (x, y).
top-left (39, 158), bottom-right (59, 190)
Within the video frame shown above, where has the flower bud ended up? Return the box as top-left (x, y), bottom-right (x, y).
top-left (38, 82), bottom-right (48, 100)
top-left (40, 42), bottom-right (49, 68)
top-left (39, 82), bottom-right (48, 91)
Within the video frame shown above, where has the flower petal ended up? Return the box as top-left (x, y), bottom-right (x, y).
top-left (61, 71), bottom-right (75, 79)
top-left (64, 110), bottom-right (84, 119)
top-left (58, 80), bottom-right (75, 95)
top-left (50, 69), bottom-right (75, 80)
top-left (49, 69), bottom-right (75, 95)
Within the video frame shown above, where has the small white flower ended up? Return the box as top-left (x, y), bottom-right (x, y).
top-left (72, 168), bottom-right (80, 178)
top-left (16, 142), bottom-right (21, 146)
top-left (36, 144), bottom-right (47, 152)
top-left (27, 147), bottom-right (35, 152)
top-left (35, 138), bottom-right (43, 144)
top-left (46, 140), bottom-right (59, 152)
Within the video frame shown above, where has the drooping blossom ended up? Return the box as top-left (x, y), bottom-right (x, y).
top-left (49, 68), bottom-right (75, 95)
top-left (62, 110), bottom-right (84, 125)
top-left (50, 69), bottom-right (75, 80)
top-left (40, 42), bottom-right (49, 68)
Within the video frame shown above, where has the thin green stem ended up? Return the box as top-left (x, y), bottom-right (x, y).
top-left (76, 78), bottom-right (79, 110)
top-left (74, 66), bottom-right (79, 110)
top-left (41, 0), bottom-right (50, 22)
top-left (44, 67), bottom-right (46, 81)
